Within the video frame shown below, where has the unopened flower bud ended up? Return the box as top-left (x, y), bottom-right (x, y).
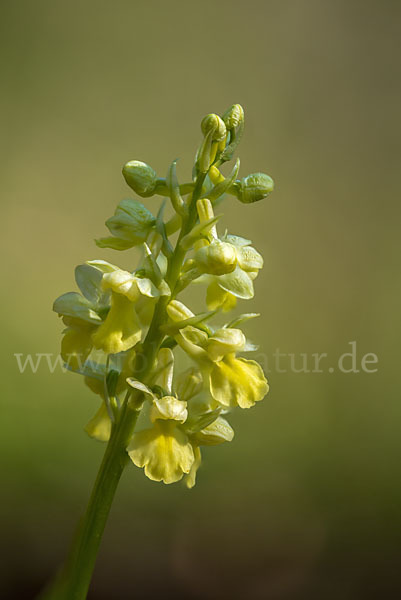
top-left (235, 172), bottom-right (274, 204)
top-left (222, 104), bottom-right (244, 129)
top-left (195, 241), bottom-right (237, 276)
top-left (196, 198), bottom-right (215, 225)
top-left (201, 114), bottom-right (227, 142)
top-left (122, 160), bottom-right (158, 197)
top-left (208, 165), bottom-right (225, 185)
top-left (167, 300), bottom-right (194, 322)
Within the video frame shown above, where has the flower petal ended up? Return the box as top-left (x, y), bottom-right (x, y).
top-left (195, 416), bottom-right (234, 445)
top-left (206, 328), bottom-right (246, 362)
top-left (157, 348), bottom-right (174, 394)
top-left (150, 396), bottom-right (188, 423)
top-left (85, 402), bottom-right (112, 442)
top-left (61, 326), bottom-right (94, 371)
top-left (136, 276), bottom-right (160, 298)
top-left (217, 266), bottom-right (254, 299)
top-left (184, 446), bottom-right (202, 489)
top-left (92, 293), bottom-right (142, 354)
top-left (175, 368), bottom-right (203, 402)
top-left (126, 378), bottom-right (154, 399)
top-left (167, 299), bottom-right (195, 322)
top-left (87, 260), bottom-right (120, 273)
top-left (236, 246), bottom-right (263, 271)
top-left (74, 264), bottom-right (105, 304)
top-left (209, 355), bottom-right (269, 408)
top-left (95, 237), bottom-right (136, 250)
top-left (223, 234), bottom-right (252, 247)
top-left (102, 270), bottom-right (139, 301)
top-left (53, 292), bottom-right (102, 324)
top-left (176, 326), bottom-right (209, 362)
top-left (206, 281), bottom-right (237, 312)
top-left (127, 421), bottom-right (194, 484)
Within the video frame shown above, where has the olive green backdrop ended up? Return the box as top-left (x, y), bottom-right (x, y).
top-left (1, 1), bottom-right (400, 598)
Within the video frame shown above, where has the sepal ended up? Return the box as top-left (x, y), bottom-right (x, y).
top-left (53, 292), bottom-right (102, 324)
top-left (217, 266), bottom-right (255, 299)
top-left (104, 198), bottom-right (155, 245)
top-left (95, 237), bottom-right (136, 250)
top-left (194, 416), bottom-right (234, 445)
top-left (74, 264), bottom-right (105, 304)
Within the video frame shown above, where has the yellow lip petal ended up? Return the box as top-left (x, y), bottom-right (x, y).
top-left (209, 354), bottom-right (269, 409)
top-left (92, 293), bottom-right (142, 354)
top-left (206, 281), bottom-right (237, 312)
top-left (127, 421), bottom-right (194, 484)
top-left (61, 326), bottom-right (94, 371)
top-left (85, 402), bottom-right (112, 442)
top-left (184, 446), bottom-right (202, 489)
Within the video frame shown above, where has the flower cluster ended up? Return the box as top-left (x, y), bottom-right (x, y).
top-left (53, 104), bottom-right (274, 486)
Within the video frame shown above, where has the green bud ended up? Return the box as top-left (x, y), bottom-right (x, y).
top-left (201, 113), bottom-right (227, 142)
top-left (122, 160), bottom-right (158, 197)
top-left (222, 104), bottom-right (244, 129)
top-left (105, 199), bottom-right (155, 243)
top-left (235, 172), bottom-right (274, 204)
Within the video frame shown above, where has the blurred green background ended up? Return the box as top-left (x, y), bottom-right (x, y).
top-left (1, 1), bottom-right (400, 598)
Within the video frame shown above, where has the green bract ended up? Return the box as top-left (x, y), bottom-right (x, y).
top-left (53, 104), bottom-right (274, 488)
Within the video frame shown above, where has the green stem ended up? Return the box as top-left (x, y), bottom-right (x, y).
top-left (40, 400), bottom-right (140, 600)
top-left (40, 171), bottom-right (207, 600)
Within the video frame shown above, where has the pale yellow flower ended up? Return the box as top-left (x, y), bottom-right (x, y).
top-left (91, 264), bottom-right (160, 355)
top-left (192, 200), bottom-right (263, 310)
top-left (167, 302), bottom-right (268, 409)
top-left (126, 350), bottom-right (194, 484)
top-left (127, 420), bottom-right (195, 485)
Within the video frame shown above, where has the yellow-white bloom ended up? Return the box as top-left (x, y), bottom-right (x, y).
top-left (208, 353), bottom-right (268, 409)
top-left (127, 420), bottom-right (195, 484)
top-left (60, 317), bottom-right (97, 371)
top-left (126, 400), bottom-right (194, 484)
top-left (192, 200), bottom-right (263, 310)
top-left (53, 264), bottom-right (109, 370)
top-left (92, 293), bottom-right (142, 355)
top-left (205, 328), bottom-right (268, 409)
top-left (91, 264), bottom-right (159, 355)
top-left (126, 350), bottom-right (194, 484)
top-left (167, 301), bottom-right (268, 409)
